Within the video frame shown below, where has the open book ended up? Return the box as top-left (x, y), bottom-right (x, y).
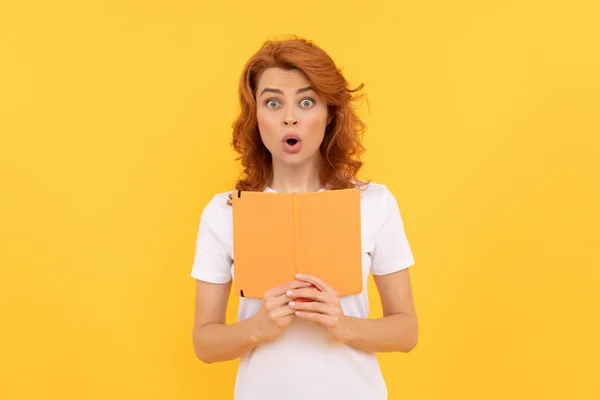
top-left (231, 188), bottom-right (363, 299)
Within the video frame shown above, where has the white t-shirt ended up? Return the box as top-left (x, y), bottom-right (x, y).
top-left (191, 182), bottom-right (415, 400)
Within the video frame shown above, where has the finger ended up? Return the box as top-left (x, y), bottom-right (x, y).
top-left (294, 310), bottom-right (336, 328)
top-left (270, 303), bottom-right (297, 319)
top-left (288, 300), bottom-right (334, 315)
top-left (286, 287), bottom-right (330, 303)
top-left (270, 290), bottom-right (305, 307)
top-left (295, 274), bottom-right (336, 294)
top-left (266, 280), bottom-right (313, 298)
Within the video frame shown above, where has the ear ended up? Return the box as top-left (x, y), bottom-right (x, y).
top-left (327, 107), bottom-right (334, 125)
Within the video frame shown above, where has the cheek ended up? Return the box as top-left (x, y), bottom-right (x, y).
top-left (306, 114), bottom-right (328, 144)
top-left (256, 113), bottom-right (278, 141)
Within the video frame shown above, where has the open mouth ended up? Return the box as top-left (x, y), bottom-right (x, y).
top-left (286, 139), bottom-right (299, 146)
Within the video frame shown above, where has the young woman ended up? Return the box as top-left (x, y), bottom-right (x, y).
top-left (191, 36), bottom-right (418, 400)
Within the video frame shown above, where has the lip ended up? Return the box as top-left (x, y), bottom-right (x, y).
top-left (281, 133), bottom-right (301, 143)
top-left (281, 133), bottom-right (302, 154)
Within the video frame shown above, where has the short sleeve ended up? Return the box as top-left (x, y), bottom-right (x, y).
top-left (190, 194), bottom-right (232, 283)
top-left (371, 186), bottom-right (415, 275)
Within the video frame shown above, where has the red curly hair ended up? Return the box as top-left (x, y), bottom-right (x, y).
top-left (228, 35), bottom-right (369, 203)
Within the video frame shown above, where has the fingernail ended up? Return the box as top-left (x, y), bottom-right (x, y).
top-left (286, 290), bottom-right (293, 296)
top-left (295, 311), bottom-right (301, 316)
top-left (289, 301), bottom-right (295, 307)
top-left (296, 273), bottom-right (302, 278)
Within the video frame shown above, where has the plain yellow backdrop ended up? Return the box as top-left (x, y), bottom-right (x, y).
top-left (1, 0), bottom-right (599, 399)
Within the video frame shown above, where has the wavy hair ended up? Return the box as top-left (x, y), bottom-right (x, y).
top-left (228, 35), bottom-right (369, 203)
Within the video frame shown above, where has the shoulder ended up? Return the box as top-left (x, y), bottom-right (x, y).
top-left (356, 181), bottom-right (403, 221)
top-left (357, 181), bottom-right (395, 203)
top-left (200, 190), bottom-right (234, 224)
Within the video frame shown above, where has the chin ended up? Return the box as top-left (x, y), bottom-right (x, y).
top-left (274, 154), bottom-right (307, 166)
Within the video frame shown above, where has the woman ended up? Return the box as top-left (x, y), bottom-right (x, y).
top-left (191, 36), bottom-right (418, 400)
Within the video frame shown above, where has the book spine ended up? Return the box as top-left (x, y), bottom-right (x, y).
top-left (293, 193), bottom-right (300, 274)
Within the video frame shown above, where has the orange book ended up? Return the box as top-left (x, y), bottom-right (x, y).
top-left (232, 188), bottom-right (363, 299)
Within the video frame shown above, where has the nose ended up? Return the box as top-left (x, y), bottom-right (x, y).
top-left (283, 106), bottom-right (297, 126)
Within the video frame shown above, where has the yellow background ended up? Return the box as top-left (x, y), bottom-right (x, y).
top-left (1, 0), bottom-right (599, 398)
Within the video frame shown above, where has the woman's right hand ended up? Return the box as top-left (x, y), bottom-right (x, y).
top-left (250, 280), bottom-right (313, 343)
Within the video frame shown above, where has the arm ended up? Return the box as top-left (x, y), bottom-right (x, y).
top-left (192, 278), bottom-right (313, 364)
top-left (192, 279), bottom-right (259, 364)
top-left (291, 268), bottom-right (418, 353)
top-left (343, 268), bottom-right (418, 353)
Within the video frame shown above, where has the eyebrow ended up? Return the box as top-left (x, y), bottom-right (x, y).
top-left (259, 86), bottom-right (314, 97)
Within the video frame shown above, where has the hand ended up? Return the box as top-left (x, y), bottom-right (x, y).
top-left (286, 274), bottom-right (353, 343)
top-left (250, 280), bottom-right (313, 344)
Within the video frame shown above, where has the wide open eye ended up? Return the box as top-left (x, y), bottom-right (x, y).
top-left (301, 98), bottom-right (314, 107)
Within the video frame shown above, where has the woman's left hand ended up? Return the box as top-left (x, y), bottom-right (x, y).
top-left (285, 273), bottom-right (352, 343)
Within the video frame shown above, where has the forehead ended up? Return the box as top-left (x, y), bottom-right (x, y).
top-left (256, 67), bottom-right (311, 90)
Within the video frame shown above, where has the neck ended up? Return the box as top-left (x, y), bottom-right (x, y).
top-left (270, 155), bottom-right (323, 193)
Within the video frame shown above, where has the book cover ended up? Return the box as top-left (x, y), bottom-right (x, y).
top-left (232, 188), bottom-right (363, 298)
